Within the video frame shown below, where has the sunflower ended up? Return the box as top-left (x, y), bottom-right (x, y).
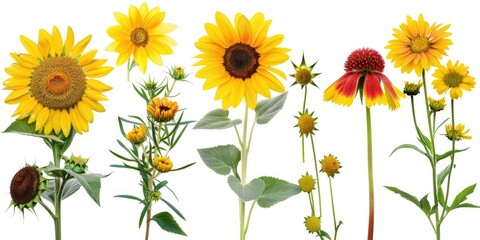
top-left (432, 60), bottom-right (475, 99)
top-left (323, 48), bottom-right (405, 110)
top-left (4, 26), bottom-right (112, 137)
top-left (385, 14), bottom-right (453, 76)
top-left (194, 12), bottom-right (289, 109)
top-left (153, 156), bottom-right (173, 173)
top-left (106, 2), bottom-right (176, 74)
top-left (10, 165), bottom-right (47, 213)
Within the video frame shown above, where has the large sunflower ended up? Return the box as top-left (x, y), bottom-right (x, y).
top-left (194, 12), bottom-right (289, 109)
top-left (4, 26), bottom-right (112, 137)
top-left (106, 2), bottom-right (176, 74)
top-left (385, 14), bottom-right (452, 76)
top-left (432, 60), bottom-right (475, 99)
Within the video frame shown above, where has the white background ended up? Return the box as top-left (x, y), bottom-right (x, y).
top-left (1, 0), bottom-right (479, 239)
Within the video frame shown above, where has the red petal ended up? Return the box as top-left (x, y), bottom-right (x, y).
top-left (335, 72), bottom-right (362, 98)
top-left (364, 73), bottom-right (384, 105)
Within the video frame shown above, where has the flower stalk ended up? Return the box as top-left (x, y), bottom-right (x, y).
top-left (365, 106), bottom-right (374, 240)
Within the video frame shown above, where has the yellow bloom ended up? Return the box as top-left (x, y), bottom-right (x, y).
top-left (432, 60), bottom-right (475, 99)
top-left (290, 54), bottom-right (320, 88)
top-left (294, 110), bottom-right (317, 137)
top-left (153, 156), bottom-right (173, 173)
top-left (403, 81), bottom-right (423, 96)
top-left (304, 216), bottom-right (321, 234)
top-left (428, 97), bottom-right (446, 112)
top-left (445, 124), bottom-right (471, 141)
top-left (194, 12), bottom-right (289, 109)
top-left (386, 14), bottom-right (452, 76)
top-left (126, 125), bottom-right (147, 143)
top-left (106, 2), bottom-right (176, 73)
top-left (147, 97), bottom-right (179, 122)
top-left (298, 173), bottom-right (315, 193)
top-left (4, 26), bottom-right (112, 136)
top-left (321, 155), bottom-right (341, 177)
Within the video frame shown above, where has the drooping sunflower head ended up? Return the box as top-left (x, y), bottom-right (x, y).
top-left (445, 123), bottom-right (471, 141)
top-left (344, 48), bottom-right (385, 73)
top-left (428, 97), bottom-right (446, 112)
top-left (290, 54), bottom-right (320, 88)
top-left (403, 81), bottom-right (423, 96)
top-left (10, 165), bottom-right (47, 214)
top-left (4, 26), bottom-right (113, 137)
top-left (194, 12), bottom-right (290, 109)
top-left (386, 14), bottom-right (453, 76)
top-left (304, 215), bottom-right (321, 234)
top-left (153, 156), bottom-right (173, 173)
top-left (294, 110), bottom-right (317, 137)
top-left (298, 173), bottom-right (315, 193)
top-left (106, 2), bottom-right (176, 73)
top-left (432, 60), bottom-right (475, 99)
top-left (320, 154), bottom-right (341, 177)
top-left (146, 97), bottom-right (179, 122)
top-left (126, 125), bottom-right (148, 144)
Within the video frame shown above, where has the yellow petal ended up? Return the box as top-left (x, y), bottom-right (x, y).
top-left (82, 59), bottom-right (109, 71)
top-left (82, 96), bottom-right (105, 112)
top-left (3, 77), bottom-right (30, 89)
top-left (64, 27), bottom-right (75, 56)
top-left (52, 109), bottom-right (62, 135)
top-left (145, 45), bottom-right (163, 65)
top-left (38, 29), bottom-right (51, 59)
top-left (86, 79), bottom-right (112, 92)
top-left (5, 87), bottom-right (30, 103)
top-left (114, 12), bottom-right (133, 29)
top-left (77, 101), bottom-right (94, 123)
top-left (85, 66), bottom-right (113, 78)
top-left (129, 4), bottom-right (142, 27)
top-left (35, 107), bottom-right (50, 132)
top-left (20, 35), bottom-right (43, 59)
top-left (60, 109), bottom-right (71, 137)
top-left (235, 14), bottom-right (252, 43)
top-left (28, 103), bottom-right (44, 124)
top-left (51, 26), bottom-right (63, 56)
top-left (134, 47), bottom-right (148, 73)
top-left (72, 35), bottom-right (92, 59)
top-left (43, 109), bottom-right (55, 135)
top-left (85, 89), bottom-right (108, 101)
top-left (78, 50), bottom-right (97, 66)
top-left (244, 78), bottom-right (257, 109)
top-left (215, 12), bottom-right (237, 45)
top-left (256, 34), bottom-right (284, 54)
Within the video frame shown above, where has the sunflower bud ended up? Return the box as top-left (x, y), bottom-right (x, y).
top-left (153, 156), bottom-right (173, 173)
top-left (168, 66), bottom-right (188, 81)
top-left (403, 81), bottom-right (423, 96)
top-left (428, 97), bottom-right (446, 112)
top-left (304, 215), bottom-right (321, 234)
top-left (298, 173), bottom-right (315, 193)
top-left (65, 154), bottom-right (89, 173)
top-left (147, 97), bottom-right (179, 122)
top-left (147, 190), bottom-right (161, 202)
top-left (126, 125), bottom-right (147, 144)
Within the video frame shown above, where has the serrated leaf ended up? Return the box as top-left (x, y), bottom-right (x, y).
top-left (450, 184), bottom-right (477, 210)
top-left (256, 176), bottom-right (301, 208)
top-left (385, 186), bottom-right (420, 208)
top-left (227, 175), bottom-right (265, 202)
top-left (436, 148), bottom-right (469, 162)
top-left (255, 92), bottom-right (288, 125)
top-left (151, 212), bottom-right (187, 236)
top-left (3, 118), bottom-right (64, 142)
top-left (390, 144), bottom-right (427, 157)
top-left (193, 109), bottom-right (241, 129)
top-left (197, 145), bottom-right (240, 175)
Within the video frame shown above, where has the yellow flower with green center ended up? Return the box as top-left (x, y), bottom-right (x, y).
top-left (403, 81), bottom-right (423, 96)
top-left (126, 125), bottom-right (147, 144)
top-left (432, 60), bottom-right (475, 99)
top-left (445, 123), bottom-right (471, 141)
top-left (106, 2), bottom-right (176, 73)
top-left (385, 14), bottom-right (453, 76)
top-left (194, 12), bottom-right (290, 109)
top-left (147, 97), bottom-right (179, 122)
top-left (304, 215), bottom-right (321, 234)
top-left (4, 26), bottom-right (113, 137)
top-left (290, 54), bottom-right (320, 88)
top-left (321, 155), bottom-right (341, 177)
top-left (298, 173), bottom-right (315, 193)
top-left (9, 165), bottom-right (47, 213)
top-left (428, 97), bottom-right (446, 112)
top-left (153, 156), bottom-right (173, 173)
top-left (294, 110), bottom-right (317, 137)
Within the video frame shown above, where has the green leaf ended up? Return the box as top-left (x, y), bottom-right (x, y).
top-left (193, 109), bottom-right (241, 129)
top-left (161, 198), bottom-right (186, 221)
top-left (151, 212), bottom-right (187, 236)
top-left (319, 230), bottom-right (332, 239)
top-left (437, 164), bottom-right (453, 186)
top-left (255, 92), bottom-right (288, 125)
top-left (450, 184), bottom-right (477, 211)
top-left (436, 148), bottom-right (469, 162)
top-left (419, 194), bottom-right (432, 216)
top-left (3, 118), bottom-right (64, 142)
top-left (170, 162), bottom-right (196, 172)
top-left (438, 187), bottom-right (446, 208)
top-left (41, 177), bottom-right (83, 204)
top-left (227, 175), bottom-right (265, 202)
top-left (115, 194), bottom-right (144, 203)
top-left (139, 201), bottom-right (150, 227)
top-left (455, 203), bottom-right (480, 209)
top-left (256, 176), bottom-right (301, 208)
top-left (384, 186), bottom-right (420, 208)
top-left (415, 126), bottom-right (432, 150)
top-left (197, 145), bottom-right (240, 175)
top-left (390, 144), bottom-right (427, 157)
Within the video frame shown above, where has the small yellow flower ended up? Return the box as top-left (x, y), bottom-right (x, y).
top-left (294, 110), bottom-right (317, 137)
top-left (403, 81), bottom-right (423, 96)
top-left (321, 154), bottom-right (341, 177)
top-left (153, 156), bottom-right (173, 173)
top-left (290, 54), bottom-right (320, 88)
top-left (147, 97), bottom-right (179, 122)
top-left (445, 124), bottom-right (471, 141)
top-left (432, 60), bottom-right (475, 99)
top-left (298, 173), bottom-right (315, 193)
top-left (126, 125), bottom-right (147, 144)
top-left (304, 215), bottom-right (321, 234)
top-left (428, 97), bottom-right (446, 112)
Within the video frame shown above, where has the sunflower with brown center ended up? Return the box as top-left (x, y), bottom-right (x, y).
top-left (194, 12), bottom-right (290, 109)
top-left (10, 165), bottom-right (47, 213)
top-left (4, 26), bottom-right (112, 136)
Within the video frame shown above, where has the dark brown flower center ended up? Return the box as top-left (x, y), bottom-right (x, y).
top-left (223, 43), bottom-right (259, 79)
top-left (10, 167), bottom-right (40, 205)
top-left (131, 28), bottom-right (149, 47)
top-left (31, 57), bottom-right (86, 109)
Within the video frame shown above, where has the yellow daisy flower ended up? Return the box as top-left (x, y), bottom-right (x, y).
top-left (153, 156), bottom-right (173, 173)
top-left (106, 2), bottom-right (176, 73)
top-left (4, 26), bottom-right (112, 136)
top-left (194, 12), bottom-right (289, 109)
top-left (445, 123), bottom-right (471, 141)
top-left (304, 215), bottom-right (321, 234)
top-left (147, 97), bottom-right (179, 122)
top-left (432, 60), bottom-right (475, 99)
top-left (321, 155), bottom-right (341, 177)
top-left (125, 125), bottom-right (147, 143)
top-left (386, 14), bottom-right (452, 76)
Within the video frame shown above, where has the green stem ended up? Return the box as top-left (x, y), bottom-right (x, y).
top-left (421, 69), bottom-right (440, 240)
top-left (329, 177), bottom-right (338, 240)
top-left (302, 85), bottom-right (308, 113)
top-left (310, 136), bottom-right (322, 217)
top-left (301, 86), bottom-right (308, 163)
top-left (440, 100), bottom-right (456, 223)
top-left (244, 201), bottom-right (256, 236)
top-left (145, 177), bottom-right (153, 240)
top-left (52, 145), bottom-right (62, 240)
top-left (308, 192), bottom-right (316, 215)
top-left (366, 106), bottom-right (374, 240)
top-left (239, 104), bottom-right (249, 240)
top-left (127, 58), bottom-right (131, 82)
top-left (301, 136), bottom-right (305, 163)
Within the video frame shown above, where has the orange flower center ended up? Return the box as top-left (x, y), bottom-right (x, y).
top-left (131, 28), bottom-right (149, 47)
top-left (444, 72), bottom-right (463, 88)
top-left (46, 72), bottom-right (68, 94)
top-left (410, 37), bottom-right (430, 53)
top-left (223, 43), bottom-right (259, 79)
